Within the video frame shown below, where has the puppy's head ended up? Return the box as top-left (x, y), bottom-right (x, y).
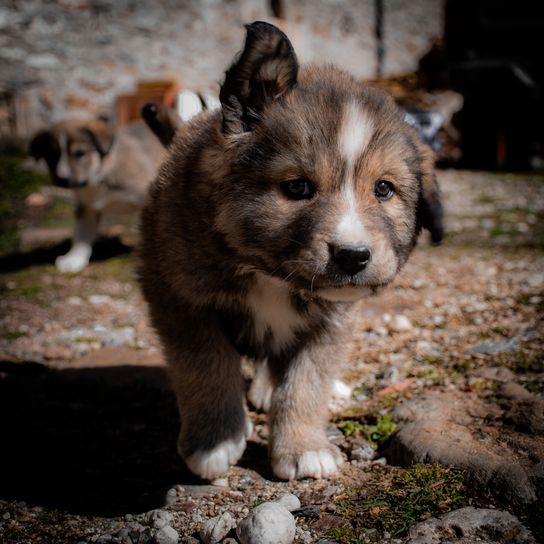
top-left (212, 22), bottom-right (442, 302)
top-left (29, 119), bottom-right (114, 189)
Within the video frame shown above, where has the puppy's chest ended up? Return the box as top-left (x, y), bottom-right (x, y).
top-left (226, 274), bottom-right (316, 358)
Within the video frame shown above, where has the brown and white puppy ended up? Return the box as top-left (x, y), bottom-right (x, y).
top-left (30, 119), bottom-right (165, 272)
top-left (138, 22), bottom-right (443, 481)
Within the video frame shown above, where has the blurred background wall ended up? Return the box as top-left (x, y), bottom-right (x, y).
top-left (0, 0), bottom-right (444, 135)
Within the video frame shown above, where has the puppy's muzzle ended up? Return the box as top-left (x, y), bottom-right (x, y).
top-left (329, 244), bottom-right (371, 277)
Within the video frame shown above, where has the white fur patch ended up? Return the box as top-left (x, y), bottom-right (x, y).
top-left (55, 242), bottom-right (92, 273)
top-left (248, 363), bottom-right (274, 412)
top-left (246, 273), bottom-right (306, 351)
top-left (338, 101), bottom-right (372, 169)
top-left (272, 448), bottom-right (342, 480)
top-left (336, 184), bottom-right (367, 245)
top-left (57, 132), bottom-right (71, 180)
top-left (335, 102), bottom-right (373, 246)
top-left (185, 436), bottom-right (246, 480)
top-left (316, 285), bottom-right (373, 302)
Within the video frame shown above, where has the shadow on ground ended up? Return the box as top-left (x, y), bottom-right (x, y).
top-left (0, 361), bottom-right (201, 516)
top-left (0, 236), bottom-right (132, 273)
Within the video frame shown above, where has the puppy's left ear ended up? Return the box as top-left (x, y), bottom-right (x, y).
top-left (417, 144), bottom-right (444, 245)
top-left (220, 21), bottom-right (298, 134)
top-left (29, 130), bottom-right (56, 161)
top-left (81, 120), bottom-right (114, 157)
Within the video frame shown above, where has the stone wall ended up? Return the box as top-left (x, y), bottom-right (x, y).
top-left (0, 0), bottom-right (444, 136)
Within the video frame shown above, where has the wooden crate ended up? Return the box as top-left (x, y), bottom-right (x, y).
top-left (116, 80), bottom-right (179, 127)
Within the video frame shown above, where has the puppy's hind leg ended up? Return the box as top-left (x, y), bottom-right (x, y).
top-left (248, 360), bottom-right (274, 412)
top-left (163, 315), bottom-right (248, 481)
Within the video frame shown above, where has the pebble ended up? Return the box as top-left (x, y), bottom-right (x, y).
top-left (200, 512), bottom-right (235, 544)
top-left (153, 525), bottom-right (179, 544)
top-left (146, 509), bottom-right (174, 530)
top-left (275, 493), bottom-right (301, 512)
top-left (350, 444), bottom-right (375, 462)
top-left (391, 315), bottom-right (412, 331)
top-left (211, 477), bottom-right (229, 487)
top-left (373, 457), bottom-right (387, 465)
top-left (237, 502), bottom-right (296, 544)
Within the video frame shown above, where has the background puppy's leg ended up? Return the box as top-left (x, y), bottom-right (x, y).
top-left (56, 203), bottom-right (99, 273)
top-left (162, 317), bottom-right (247, 480)
top-left (269, 342), bottom-right (345, 480)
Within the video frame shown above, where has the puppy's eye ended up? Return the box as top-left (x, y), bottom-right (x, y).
top-left (374, 180), bottom-right (394, 201)
top-left (72, 149), bottom-right (86, 159)
top-left (280, 178), bottom-right (315, 200)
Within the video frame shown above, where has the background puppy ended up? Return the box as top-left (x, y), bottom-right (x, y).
top-left (138, 22), bottom-right (443, 481)
top-left (30, 119), bottom-right (164, 272)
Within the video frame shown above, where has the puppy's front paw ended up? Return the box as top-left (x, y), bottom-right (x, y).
top-left (55, 248), bottom-right (91, 273)
top-left (184, 435), bottom-right (247, 480)
top-left (272, 444), bottom-right (343, 480)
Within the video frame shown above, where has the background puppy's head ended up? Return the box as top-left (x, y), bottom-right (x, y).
top-left (29, 119), bottom-right (114, 189)
top-left (212, 22), bottom-right (443, 302)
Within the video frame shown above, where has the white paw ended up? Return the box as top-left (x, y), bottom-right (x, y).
top-left (185, 436), bottom-right (246, 480)
top-left (55, 246), bottom-right (91, 273)
top-left (248, 364), bottom-right (273, 412)
top-left (272, 447), bottom-right (343, 480)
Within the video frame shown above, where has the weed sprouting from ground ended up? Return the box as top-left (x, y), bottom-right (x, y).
top-left (0, 153), bottom-right (48, 255)
top-left (324, 464), bottom-right (468, 543)
top-left (336, 414), bottom-right (396, 448)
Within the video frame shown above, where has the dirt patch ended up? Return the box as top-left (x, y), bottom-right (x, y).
top-left (1, 168), bottom-right (543, 542)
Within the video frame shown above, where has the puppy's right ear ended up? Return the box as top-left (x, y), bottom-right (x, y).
top-left (29, 130), bottom-right (56, 161)
top-left (220, 21), bottom-right (298, 135)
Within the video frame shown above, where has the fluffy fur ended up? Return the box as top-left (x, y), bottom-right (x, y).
top-left (30, 119), bottom-right (164, 272)
top-left (138, 22), bottom-right (443, 480)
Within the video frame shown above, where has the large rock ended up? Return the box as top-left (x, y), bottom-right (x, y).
top-left (406, 507), bottom-right (535, 544)
top-left (384, 391), bottom-right (544, 504)
top-left (237, 502), bottom-right (296, 544)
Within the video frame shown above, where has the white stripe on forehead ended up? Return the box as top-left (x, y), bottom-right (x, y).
top-left (338, 100), bottom-right (373, 174)
top-left (57, 132), bottom-right (71, 180)
top-left (335, 101), bottom-right (373, 246)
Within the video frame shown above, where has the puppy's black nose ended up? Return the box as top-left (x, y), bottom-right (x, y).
top-left (330, 245), bottom-right (371, 276)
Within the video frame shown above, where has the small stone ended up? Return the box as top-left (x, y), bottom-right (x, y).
top-left (237, 502), bottom-right (296, 544)
top-left (200, 512), bottom-right (235, 544)
top-left (332, 380), bottom-right (352, 399)
top-left (292, 505), bottom-right (321, 519)
top-left (25, 192), bottom-right (49, 207)
top-left (26, 53), bottom-right (60, 69)
top-left (372, 457), bottom-right (387, 465)
top-left (391, 315), bottom-right (412, 332)
top-left (89, 294), bottom-right (114, 305)
top-left (275, 493), bottom-right (301, 512)
top-left (146, 509), bottom-right (174, 530)
top-left (468, 337), bottom-right (520, 355)
top-left (153, 525), bottom-right (179, 544)
top-left (211, 477), bottom-right (229, 487)
top-left (350, 444), bottom-right (375, 462)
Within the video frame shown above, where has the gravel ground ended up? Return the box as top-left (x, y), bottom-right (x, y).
top-left (0, 168), bottom-right (543, 543)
